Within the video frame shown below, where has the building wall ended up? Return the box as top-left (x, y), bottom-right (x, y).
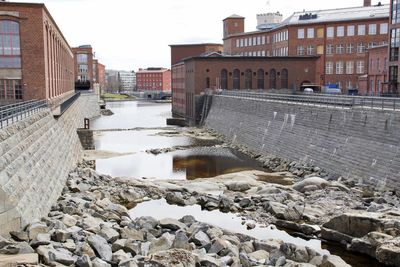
top-left (389, 0), bottom-right (400, 94)
top-left (366, 45), bottom-right (388, 95)
top-left (206, 95), bottom-right (400, 190)
top-left (0, 93), bottom-right (100, 235)
top-left (136, 68), bottom-right (171, 91)
top-left (72, 46), bottom-right (94, 88)
top-left (172, 63), bottom-right (185, 117)
top-left (170, 44), bottom-right (223, 66)
top-left (0, 3), bottom-right (74, 103)
top-left (96, 62), bottom-right (106, 91)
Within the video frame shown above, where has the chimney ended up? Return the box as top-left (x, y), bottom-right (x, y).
top-left (364, 0), bottom-right (371, 6)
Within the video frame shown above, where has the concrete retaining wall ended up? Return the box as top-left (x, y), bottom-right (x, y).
top-left (205, 96), bottom-right (400, 189)
top-left (0, 93), bottom-right (99, 235)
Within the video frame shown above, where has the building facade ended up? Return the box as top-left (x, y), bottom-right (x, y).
top-left (389, 0), bottom-right (400, 94)
top-left (172, 56), bottom-right (319, 120)
top-left (0, 2), bottom-right (74, 103)
top-left (93, 59), bottom-right (106, 93)
top-left (119, 71), bottom-right (136, 93)
top-left (223, 1), bottom-right (389, 94)
top-left (72, 45), bottom-right (94, 90)
top-left (136, 68), bottom-right (171, 92)
top-left (170, 43), bottom-right (223, 66)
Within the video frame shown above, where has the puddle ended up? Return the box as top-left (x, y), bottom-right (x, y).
top-left (129, 198), bottom-right (327, 254)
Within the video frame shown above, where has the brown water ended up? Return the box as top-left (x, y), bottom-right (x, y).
top-left (92, 101), bottom-right (386, 267)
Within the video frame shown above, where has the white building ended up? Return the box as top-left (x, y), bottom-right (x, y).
top-left (119, 71), bottom-right (136, 92)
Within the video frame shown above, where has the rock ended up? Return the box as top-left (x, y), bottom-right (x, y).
top-left (376, 237), bottom-right (400, 266)
top-left (225, 181), bottom-right (251, 192)
top-left (149, 248), bottom-right (196, 267)
top-left (120, 227), bottom-right (144, 241)
top-left (349, 231), bottom-right (393, 258)
top-left (246, 222), bottom-right (256, 230)
top-left (239, 198), bottom-right (252, 208)
top-left (248, 250), bottom-right (269, 263)
top-left (112, 239), bottom-right (126, 252)
top-left (254, 239), bottom-right (283, 252)
top-left (52, 229), bottom-right (72, 242)
top-left (112, 249), bottom-right (132, 264)
top-left (165, 192), bottom-right (186, 206)
top-left (48, 248), bottom-right (76, 265)
top-left (159, 218), bottom-right (187, 231)
top-left (149, 233), bottom-right (174, 254)
top-left (197, 254), bottom-right (221, 267)
top-left (119, 259), bottom-right (139, 267)
top-left (190, 231), bottom-right (211, 247)
top-left (0, 242), bottom-right (34, 254)
top-left (207, 228), bottom-right (223, 240)
top-left (321, 255), bottom-right (351, 267)
top-left (180, 215), bottom-right (196, 226)
top-left (62, 214), bottom-right (77, 227)
top-left (0, 253), bottom-right (39, 266)
top-left (82, 216), bottom-right (103, 232)
top-left (76, 254), bottom-right (92, 267)
top-left (275, 256), bottom-right (286, 266)
top-left (63, 239), bottom-right (77, 252)
top-left (9, 231), bottom-right (29, 242)
top-left (123, 239), bottom-right (141, 255)
top-left (105, 203), bottom-right (129, 217)
top-left (78, 242), bottom-right (96, 258)
top-left (321, 227), bottom-right (353, 244)
top-left (209, 238), bottom-right (230, 254)
top-left (292, 177), bottom-right (330, 193)
top-left (172, 231), bottom-right (191, 250)
top-left (92, 258), bottom-right (111, 267)
top-left (240, 241), bottom-right (254, 254)
top-left (99, 225), bottom-right (120, 243)
top-left (87, 235), bottom-right (112, 262)
top-left (27, 222), bottom-right (48, 240)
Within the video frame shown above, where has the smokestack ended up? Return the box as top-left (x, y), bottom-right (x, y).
top-left (364, 0), bottom-right (371, 6)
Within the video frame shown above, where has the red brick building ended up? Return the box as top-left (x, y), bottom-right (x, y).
top-left (389, 0), bottom-right (400, 94)
top-left (72, 45), bottom-right (94, 90)
top-left (359, 44), bottom-right (389, 95)
top-left (136, 68), bottom-right (171, 92)
top-left (223, 1), bottom-right (389, 93)
top-left (170, 43), bottom-right (223, 66)
top-left (94, 60), bottom-right (106, 93)
top-left (172, 55), bottom-right (319, 120)
top-left (0, 2), bottom-right (74, 103)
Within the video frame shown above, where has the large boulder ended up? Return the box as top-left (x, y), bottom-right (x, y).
top-left (292, 177), bottom-right (330, 193)
top-left (87, 235), bottom-right (112, 262)
top-left (376, 237), bottom-right (400, 266)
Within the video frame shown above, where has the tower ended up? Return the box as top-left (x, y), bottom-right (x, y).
top-left (223, 14), bottom-right (245, 39)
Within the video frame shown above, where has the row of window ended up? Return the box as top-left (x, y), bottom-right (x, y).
top-left (0, 21), bottom-right (21, 69)
top-left (298, 23), bottom-right (388, 39)
top-left (76, 54), bottom-right (88, 64)
top-left (325, 61), bottom-right (365, 75)
top-left (219, 68), bottom-right (289, 89)
top-left (392, 0), bottom-right (400, 24)
top-left (296, 42), bottom-right (385, 56)
top-left (236, 36), bottom-right (267, 48)
top-left (0, 79), bottom-right (22, 100)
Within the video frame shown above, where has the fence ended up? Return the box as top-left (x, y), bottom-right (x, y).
top-left (0, 100), bottom-right (48, 129)
top-left (217, 90), bottom-right (400, 111)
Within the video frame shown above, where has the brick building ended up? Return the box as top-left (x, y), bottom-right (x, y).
top-left (223, 0), bottom-right (389, 93)
top-left (72, 45), bottom-right (94, 90)
top-left (136, 67), bottom-right (171, 92)
top-left (0, 2), bottom-right (74, 104)
top-left (93, 59), bottom-right (106, 93)
top-left (389, 0), bottom-right (400, 94)
top-left (359, 44), bottom-right (389, 95)
top-left (172, 55), bottom-right (319, 122)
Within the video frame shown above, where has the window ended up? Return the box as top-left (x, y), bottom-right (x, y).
top-left (336, 44), bottom-right (344, 54)
top-left (336, 61), bottom-right (344, 74)
top-left (233, 69), bottom-right (240, 89)
top-left (337, 26), bottom-right (345, 37)
top-left (0, 79), bottom-right (22, 100)
top-left (220, 69), bottom-right (227, 89)
top-left (248, 37), bottom-right (252, 46)
top-left (78, 64), bottom-right (88, 73)
top-left (346, 61), bottom-right (354, 74)
top-left (317, 28), bottom-right (324, 38)
top-left (357, 42), bottom-right (366, 53)
top-left (244, 38), bottom-right (248, 46)
top-left (358, 25), bottom-right (366, 35)
top-left (236, 39), bottom-right (239, 48)
top-left (326, 61), bottom-right (333, 74)
top-left (380, 23), bottom-right (388, 34)
top-left (307, 28), bottom-right (314, 38)
top-left (245, 69), bottom-right (252, 89)
top-left (253, 37), bottom-right (257, 45)
top-left (390, 28), bottom-right (400, 61)
top-left (298, 28), bottom-right (305, 39)
top-left (346, 44), bottom-right (354, 54)
top-left (240, 39), bottom-right (244, 47)
top-left (262, 36), bottom-right (266, 45)
top-left (317, 45), bottom-right (324, 55)
top-left (269, 69), bottom-right (276, 89)
top-left (281, 69), bottom-right (288, 89)
top-left (326, 44), bottom-right (334, 55)
top-left (262, 50), bottom-right (266, 56)
top-left (257, 36), bottom-right (261, 45)
top-left (347, 25), bottom-right (355, 36)
top-left (356, 61), bottom-right (365, 74)
top-left (327, 27), bottom-right (334, 38)
top-left (0, 20), bottom-right (21, 68)
top-left (392, 0), bottom-right (400, 24)
top-left (369, 24), bottom-right (377, 35)
top-left (77, 54), bottom-right (88, 63)
top-left (297, 45), bottom-right (305, 55)
top-left (307, 45), bottom-right (314, 55)
top-left (257, 69), bottom-right (264, 89)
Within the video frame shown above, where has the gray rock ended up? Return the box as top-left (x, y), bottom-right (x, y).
top-left (207, 228), bottom-right (223, 240)
top-left (52, 229), bottom-right (72, 242)
top-left (172, 231), bottom-right (191, 250)
top-left (240, 241), bottom-right (254, 254)
top-left (149, 248), bottom-right (196, 267)
top-left (9, 231), bottom-right (29, 242)
top-left (225, 181), bottom-right (251, 192)
top-left (321, 255), bottom-right (351, 267)
top-left (76, 254), bottom-right (92, 267)
top-left (180, 215), bottom-right (196, 225)
top-left (159, 218), bottom-right (187, 231)
top-left (349, 231), bottom-right (392, 258)
top-left (120, 227), bottom-right (144, 241)
top-left (376, 237), bottom-right (400, 266)
top-left (275, 256), bottom-right (286, 266)
top-left (112, 249), bottom-right (132, 264)
top-left (87, 234), bottom-right (112, 262)
top-left (105, 203), bottom-right (129, 217)
top-left (99, 225), bottom-right (120, 243)
top-left (209, 238), bottom-right (229, 254)
top-left (92, 258), bottom-right (111, 267)
top-left (62, 214), bottom-right (77, 227)
top-left (0, 236), bottom-right (13, 248)
top-left (27, 222), bottom-right (48, 240)
top-left (149, 233), bottom-right (174, 254)
top-left (292, 177), bottom-right (330, 193)
top-left (190, 231), bottom-right (211, 247)
top-left (254, 239), bottom-right (283, 252)
top-left (248, 250), bottom-right (269, 263)
top-left (119, 259), bottom-right (139, 267)
top-left (111, 239), bottom-right (126, 252)
top-left (123, 239), bottom-right (141, 256)
top-left (0, 242), bottom-right (34, 254)
top-left (48, 249), bottom-right (76, 265)
top-left (197, 254), bottom-right (221, 267)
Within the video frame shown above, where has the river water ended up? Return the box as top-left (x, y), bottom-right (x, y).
top-left (91, 100), bottom-right (384, 267)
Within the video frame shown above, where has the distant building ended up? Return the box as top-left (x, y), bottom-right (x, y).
top-left (93, 59), bottom-right (106, 93)
top-left (223, 0), bottom-right (389, 93)
top-left (0, 2), bottom-right (74, 104)
top-left (119, 71), bottom-right (136, 92)
top-left (136, 67), bottom-right (171, 92)
top-left (389, 0), bottom-right (400, 94)
top-left (72, 45), bottom-right (94, 90)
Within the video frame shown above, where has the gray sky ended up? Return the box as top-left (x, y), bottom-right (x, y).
top-left (14, 0), bottom-right (389, 70)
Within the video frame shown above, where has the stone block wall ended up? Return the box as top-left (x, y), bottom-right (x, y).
top-left (205, 96), bottom-right (400, 189)
top-left (0, 93), bottom-right (99, 235)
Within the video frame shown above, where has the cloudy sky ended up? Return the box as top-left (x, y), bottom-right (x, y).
top-left (14, 0), bottom-right (389, 70)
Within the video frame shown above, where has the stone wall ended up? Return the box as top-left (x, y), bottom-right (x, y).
top-left (205, 95), bottom-right (400, 189)
top-left (0, 93), bottom-right (99, 235)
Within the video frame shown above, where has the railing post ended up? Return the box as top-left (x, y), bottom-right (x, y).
top-left (84, 118), bottom-right (90, 129)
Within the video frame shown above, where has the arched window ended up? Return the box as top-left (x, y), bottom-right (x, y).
top-left (0, 20), bottom-right (21, 68)
top-left (220, 69), bottom-right (228, 89)
top-left (269, 69), bottom-right (276, 89)
top-left (281, 68), bottom-right (288, 89)
top-left (206, 77), bottom-right (210, 88)
top-left (257, 69), bottom-right (265, 89)
top-left (245, 69), bottom-right (252, 89)
top-left (233, 69), bottom-right (240, 89)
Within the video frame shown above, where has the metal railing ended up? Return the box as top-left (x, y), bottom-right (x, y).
top-left (0, 100), bottom-right (48, 129)
top-left (59, 92), bottom-right (81, 115)
top-left (216, 90), bottom-right (400, 111)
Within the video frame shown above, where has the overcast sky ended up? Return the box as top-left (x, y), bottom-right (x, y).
top-left (14, 0), bottom-right (389, 71)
